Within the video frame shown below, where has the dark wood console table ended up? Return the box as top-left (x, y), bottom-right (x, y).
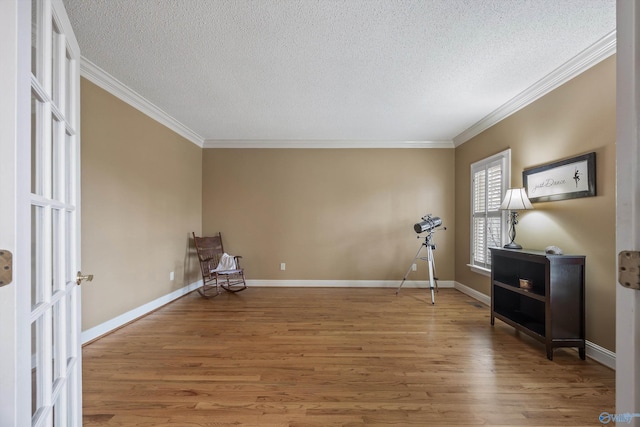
top-left (490, 247), bottom-right (586, 360)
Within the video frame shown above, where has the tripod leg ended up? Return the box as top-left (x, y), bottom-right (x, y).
top-left (430, 247), bottom-right (439, 294)
top-left (427, 246), bottom-right (436, 304)
top-left (397, 244), bottom-right (424, 294)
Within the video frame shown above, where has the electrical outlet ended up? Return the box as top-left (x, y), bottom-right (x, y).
top-left (412, 263), bottom-right (417, 271)
top-left (280, 263), bottom-right (286, 271)
top-left (170, 271), bottom-right (175, 281)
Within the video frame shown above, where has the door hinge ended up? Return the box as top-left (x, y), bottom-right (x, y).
top-left (619, 251), bottom-right (640, 290)
top-left (0, 250), bottom-right (12, 287)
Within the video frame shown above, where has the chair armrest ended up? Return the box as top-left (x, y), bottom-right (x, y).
top-left (233, 255), bottom-right (243, 267)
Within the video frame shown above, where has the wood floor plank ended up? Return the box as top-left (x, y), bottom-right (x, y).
top-left (82, 288), bottom-right (614, 426)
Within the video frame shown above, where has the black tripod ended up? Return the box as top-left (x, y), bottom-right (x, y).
top-left (396, 231), bottom-right (439, 304)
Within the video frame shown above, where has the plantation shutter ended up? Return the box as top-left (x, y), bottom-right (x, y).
top-left (470, 150), bottom-right (510, 270)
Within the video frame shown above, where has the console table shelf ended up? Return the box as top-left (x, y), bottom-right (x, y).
top-left (490, 247), bottom-right (586, 360)
top-left (493, 280), bottom-right (546, 301)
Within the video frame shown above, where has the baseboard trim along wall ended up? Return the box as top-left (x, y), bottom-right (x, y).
top-left (453, 281), bottom-right (491, 306)
top-left (453, 281), bottom-right (616, 370)
top-left (81, 279), bottom-right (616, 370)
top-left (246, 279), bottom-right (455, 288)
top-left (81, 280), bottom-right (203, 344)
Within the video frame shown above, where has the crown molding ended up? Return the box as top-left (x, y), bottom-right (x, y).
top-left (77, 60), bottom-right (451, 150)
top-left (79, 57), bottom-right (205, 147)
top-left (453, 30), bottom-right (617, 147)
top-left (203, 139), bottom-right (455, 149)
top-left (80, 28), bottom-right (615, 151)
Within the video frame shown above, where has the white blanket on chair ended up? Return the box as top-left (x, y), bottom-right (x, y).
top-left (215, 253), bottom-right (237, 272)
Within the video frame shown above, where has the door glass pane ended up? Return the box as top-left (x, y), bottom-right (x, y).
top-left (65, 52), bottom-right (72, 121)
top-left (32, 101), bottom-right (53, 198)
top-left (52, 209), bottom-right (61, 294)
top-left (31, 205), bottom-right (44, 308)
top-left (52, 21), bottom-right (61, 108)
top-left (52, 119), bottom-right (62, 201)
top-left (65, 211), bottom-right (73, 282)
top-left (31, 0), bottom-right (40, 77)
top-left (65, 132), bottom-right (72, 204)
top-left (65, 293), bottom-right (75, 362)
top-left (66, 369), bottom-right (76, 425)
top-left (52, 300), bottom-right (62, 380)
top-left (45, 111), bottom-right (53, 198)
top-left (31, 91), bottom-right (41, 195)
top-left (31, 319), bottom-right (42, 417)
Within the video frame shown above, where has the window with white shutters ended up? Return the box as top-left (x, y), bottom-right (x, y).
top-left (470, 149), bottom-right (510, 271)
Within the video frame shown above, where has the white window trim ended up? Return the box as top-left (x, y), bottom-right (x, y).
top-left (466, 264), bottom-right (491, 277)
top-left (469, 148), bottom-right (511, 272)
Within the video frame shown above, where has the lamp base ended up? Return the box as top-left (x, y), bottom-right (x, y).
top-left (503, 242), bottom-right (523, 249)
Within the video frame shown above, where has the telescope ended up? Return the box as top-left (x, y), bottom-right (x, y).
top-left (399, 214), bottom-right (445, 304)
top-left (413, 215), bottom-right (443, 234)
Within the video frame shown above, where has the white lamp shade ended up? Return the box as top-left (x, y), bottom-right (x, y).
top-left (500, 188), bottom-right (533, 210)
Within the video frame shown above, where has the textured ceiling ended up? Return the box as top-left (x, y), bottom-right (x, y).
top-left (62, 0), bottom-right (615, 145)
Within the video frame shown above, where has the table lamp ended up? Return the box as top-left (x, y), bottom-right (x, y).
top-left (499, 188), bottom-right (533, 249)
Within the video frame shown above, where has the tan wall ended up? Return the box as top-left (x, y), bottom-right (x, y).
top-left (202, 148), bottom-right (455, 282)
top-left (80, 79), bottom-right (203, 331)
top-left (454, 56), bottom-right (616, 351)
top-left (79, 55), bottom-right (615, 352)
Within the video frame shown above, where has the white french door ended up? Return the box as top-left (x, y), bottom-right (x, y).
top-left (0, 0), bottom-right (83, 423)
top-left (29, 0), bottom-right (83, 426)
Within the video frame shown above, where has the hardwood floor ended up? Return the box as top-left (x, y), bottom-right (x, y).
top-left (82, 287), bottom-right (614, 426)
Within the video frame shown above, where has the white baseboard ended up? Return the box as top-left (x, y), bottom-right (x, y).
top-left (453, 281), bottom-right (616, 370)
top-left (81, 280), bottom-right (202, 344)
top-left (453, 281), bottom-right (491, 306)
top-left (584, 341), bottom-right (616, 370)
top-left (246, 279), bottom-right (454, 288)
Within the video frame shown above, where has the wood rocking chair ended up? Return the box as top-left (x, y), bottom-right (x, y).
top-left (192, 232), bottom-right (247, 297)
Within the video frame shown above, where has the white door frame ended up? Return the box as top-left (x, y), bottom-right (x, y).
top-left (616, 0), bottom-right (640, 423)
top-left (0, 0), bottom-right (32, 425)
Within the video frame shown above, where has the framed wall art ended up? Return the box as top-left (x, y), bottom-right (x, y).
top-left (523, 152), bottom-right (596, 203)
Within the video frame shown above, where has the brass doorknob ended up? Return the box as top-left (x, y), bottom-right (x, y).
top-left (76, 271), bottom-right (94, 285)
